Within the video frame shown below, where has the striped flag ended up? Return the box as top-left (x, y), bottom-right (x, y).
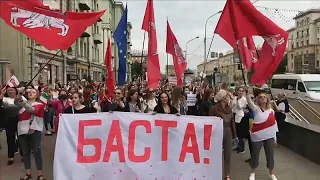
top-left (40, 92), bottom-right (48, 105)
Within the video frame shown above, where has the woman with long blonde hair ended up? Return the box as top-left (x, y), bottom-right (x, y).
top-left (246, 92), bottom-right (279, 180)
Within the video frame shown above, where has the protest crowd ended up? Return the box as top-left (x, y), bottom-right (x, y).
top-left (0, 79), bottom-right (289, 180)
top-left (0, 0), bottom-right (291, 179)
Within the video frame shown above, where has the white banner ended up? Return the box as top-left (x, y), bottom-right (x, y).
top-left (187, 94), bottom-right (197, 106)
top-left (54, 112), bottom-right (223, 180)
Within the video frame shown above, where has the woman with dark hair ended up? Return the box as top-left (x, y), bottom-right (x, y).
top-left (200, 89), bottom-right (215, 116)
top-left (126, 89), bottom-right (141, 112)
top-left (64, 92), bottom-right (96, 114)
top-left (153, 92), bottom-right (178, 115)
top-left (82, 86), bottom-right (99, 112)
top-left (0, 86), bottom-right (24, 165)
top-left (50, 89), bottom-right (71, 133)
top-left (103, 88), bottom-right (129, 112)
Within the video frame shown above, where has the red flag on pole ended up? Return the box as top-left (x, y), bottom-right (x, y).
top-left (141, 0), bottom-right (161, 89)
top-left (105, 38), bottom-right (114, 98)
top-left (0, 0), bottom-right (105, 50)
top-left (237, 36), bottom-right (258, 72)
top-left (166, 21), bottom-right (187, 86)
top-left (214, 0), bottom-right (288, 86)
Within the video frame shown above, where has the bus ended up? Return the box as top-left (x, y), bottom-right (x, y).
top-left (270, 74), bottom-right (320, 101)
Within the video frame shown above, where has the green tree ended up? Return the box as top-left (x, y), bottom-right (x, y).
top-left (274, 54), bottom-right (287, 74)
top-left (131, 61), bottom-right (141, 79)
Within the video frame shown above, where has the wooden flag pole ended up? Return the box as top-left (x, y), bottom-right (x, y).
top-left (140, 32), bottom-right (146, 82)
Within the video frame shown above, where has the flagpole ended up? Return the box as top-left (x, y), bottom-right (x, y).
top-left (140, 32), bottom-right (146, 81)
top-left (166, 16), bottom-right (169, 79)
top-left (228, 2), bottom-right (247, 86)
top-left (26, 50), bottom-right (61, 86)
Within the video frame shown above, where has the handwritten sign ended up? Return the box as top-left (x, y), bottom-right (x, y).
top-left (187, 94), bottom-right (197, 106)
top-left (54, 112), bottom-right (223, 180)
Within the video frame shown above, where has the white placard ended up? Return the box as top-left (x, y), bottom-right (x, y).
top-left (187, 94), bottom-right (197, 106)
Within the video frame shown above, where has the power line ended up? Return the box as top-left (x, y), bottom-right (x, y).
top-left (187, 43), bottom-right (203, 56)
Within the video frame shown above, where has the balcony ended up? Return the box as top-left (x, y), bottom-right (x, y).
top-left (81, 29), bottom-right (90, 38)
top-left (79, 3), bottom-right (90, 11)
top-left (93, 33), bottom-right (102, 44)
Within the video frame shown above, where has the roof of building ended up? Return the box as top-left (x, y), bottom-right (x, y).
top-left (294, 9), bottom-right (320, 20)
top-left (287, 27), bottom-right (296, 32)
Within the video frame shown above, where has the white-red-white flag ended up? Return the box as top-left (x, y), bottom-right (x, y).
top-left (7, 75), bottom-right (19, 87)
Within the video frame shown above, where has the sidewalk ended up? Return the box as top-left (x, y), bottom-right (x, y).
top-left (1, 132), bottom-right (320, 180)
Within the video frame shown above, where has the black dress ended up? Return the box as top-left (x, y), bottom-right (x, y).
top-left (153, 104), bottom-right (178, 114)
top-left (64, 106), bottom-right (96, 114)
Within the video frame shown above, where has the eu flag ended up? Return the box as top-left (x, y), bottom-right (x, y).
top-left (113, 5), bottom-right (128, 86)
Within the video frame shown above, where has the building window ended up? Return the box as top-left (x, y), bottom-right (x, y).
top-left (306, 29), bottom-right (309, 35)
top-left (317, 61), bottom-right (320, 67)
top-left (306, 40), bottom-right (309, 45)
top-left (301, 30), bottom-right (304, 37)
top-left (301, 41), bottom-right (304, 46)
top-left (296, 42), bottom-right (299, 48)
top-left (306, 50), bottom-right (308, 55)
top-left (92, 46), bottom-right (94, 61)
top-left (80, 39), bottom-right (84, 57)
top-left (291, 54), bottom-right (293, 59)
top-left (291, 44), bottom-right (294, 49)
top-left (296, 31), bottom-right (299, 38)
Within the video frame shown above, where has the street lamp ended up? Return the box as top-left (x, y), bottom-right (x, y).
top-left (185, 36), bottom-right (200, 63)
top-left (203, 10), bottom-right (222, 74)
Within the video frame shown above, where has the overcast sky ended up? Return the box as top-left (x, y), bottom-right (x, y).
top-left (122, 0), bottom-right (319, 72)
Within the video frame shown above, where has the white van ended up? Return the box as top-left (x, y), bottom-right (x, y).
top-left (271, 74), bottom-right (320, 101)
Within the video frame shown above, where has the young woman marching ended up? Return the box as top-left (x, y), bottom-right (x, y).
top-left (15, 88), bottom-right (46, 180)
top-left (64, 92), bottom-right (96, 114)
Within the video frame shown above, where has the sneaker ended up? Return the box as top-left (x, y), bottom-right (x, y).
top-left (270, 174), bottom-right (278, 180)
top-left (249, 173), bottom-right (255, 180)
top-left (237, 150), bottom-right (245, 154)
top-left (7, 159), bottom-right (14, 165)
top-left (45, 130), bottom-right (53, 136)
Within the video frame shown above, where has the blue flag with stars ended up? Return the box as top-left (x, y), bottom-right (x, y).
top-left (113, 5), bottom-right (128, 86)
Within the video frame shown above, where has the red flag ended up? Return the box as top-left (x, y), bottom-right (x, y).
top-left (104, 38), bottom-right (114, 98)
top-left (141, 0), bottom-right (160, 89)
top-left (166, 21), bottom-right (187, 86)
top-left (0, 0), bottom-right (105, 50)
top-left (238, 36), bottom-right (258, 71)
top-left (214, 0), bottom-right (288, 86)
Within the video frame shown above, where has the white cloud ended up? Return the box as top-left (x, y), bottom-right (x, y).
top-left (123, 0), bottom-right (320, 72)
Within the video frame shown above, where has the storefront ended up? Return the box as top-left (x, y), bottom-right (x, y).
top-left (33, 56), bottom-right (63, 84)
top-left (78, 64), bottom-right (89, 80)
top-left (0, 59), bottom-right (11, 86)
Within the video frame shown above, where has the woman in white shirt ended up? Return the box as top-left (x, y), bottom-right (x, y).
top-left (246, 92), bottom-right (279, 180)
top-left (232, 87), bottom-right (248, 153)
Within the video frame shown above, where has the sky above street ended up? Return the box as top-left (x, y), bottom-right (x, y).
top-left (123, 0), bottom-right (320, 72)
